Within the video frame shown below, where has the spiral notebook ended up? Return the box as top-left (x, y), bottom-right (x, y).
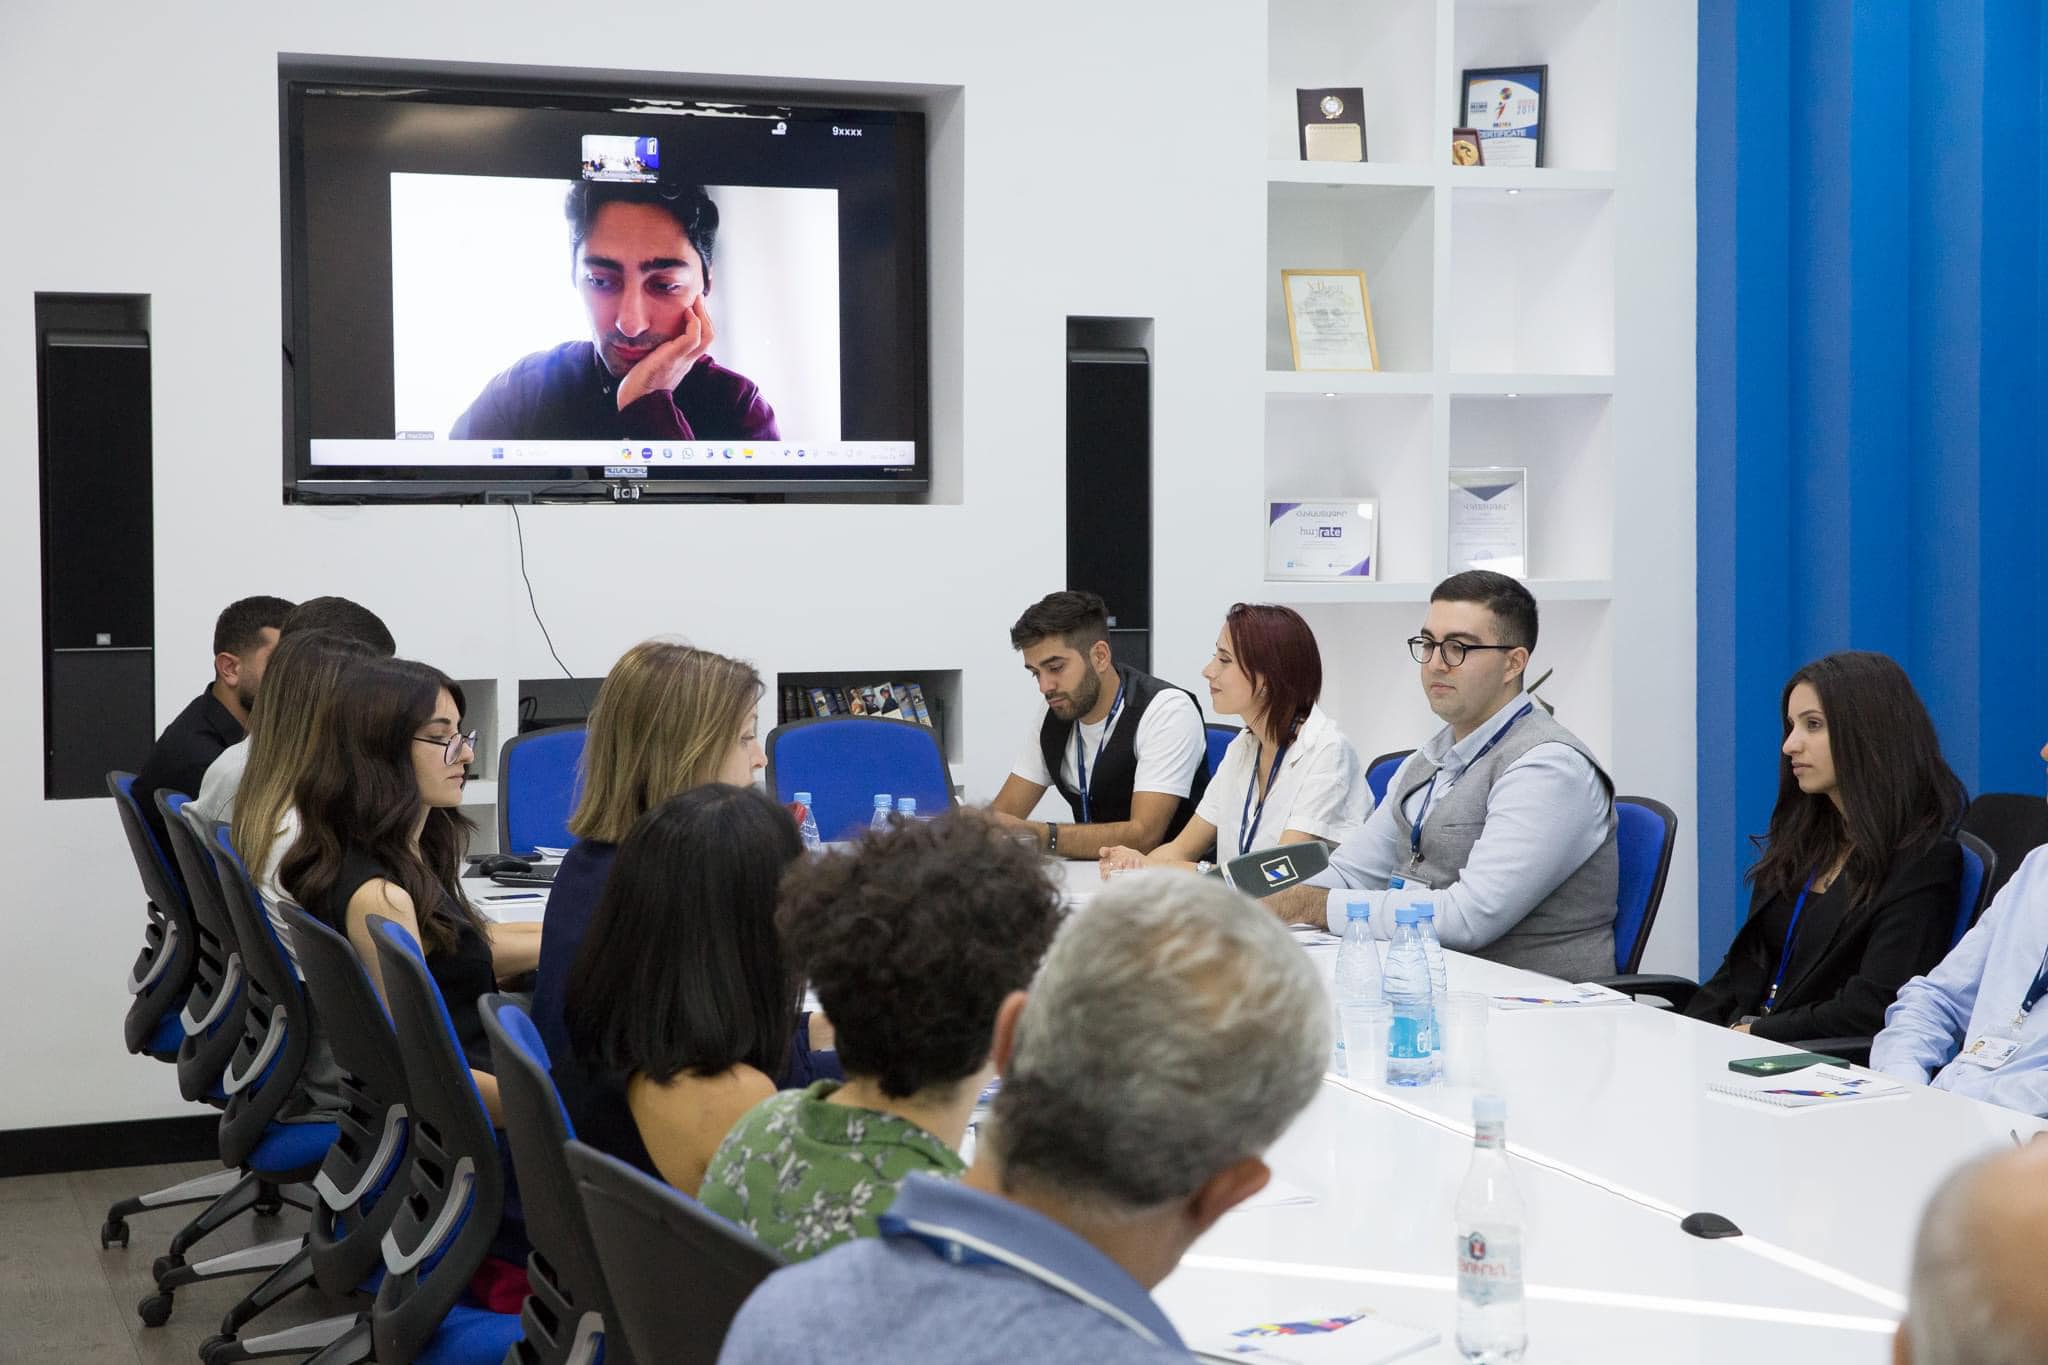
top-left (1191, 1307), bottom-right (1437, 1363)
top-left (1707, 1063), bottom-right (1906, 1110)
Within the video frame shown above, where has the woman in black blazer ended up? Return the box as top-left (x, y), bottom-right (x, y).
top-left (1686, 652), bottom-right (1965, 1042)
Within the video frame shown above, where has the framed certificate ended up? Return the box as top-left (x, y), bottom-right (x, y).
top-left (1267, 498), bottom-right (1378, 581)
top-left (1460, 65), bottom-right (1546, 169)
top-left (1448, 468), bottom-right (1527, 577)
top-left (1281, 270), bottom-right (1379, 372)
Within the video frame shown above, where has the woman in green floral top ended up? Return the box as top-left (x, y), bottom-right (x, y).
top-left (701, 808), bottom-right (1064, 1259)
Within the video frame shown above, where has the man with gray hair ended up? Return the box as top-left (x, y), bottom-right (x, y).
top-left (1895, 1140), bottom-right (2048, 1365)
top-left (717, 872), bottom-right (1331, 1364)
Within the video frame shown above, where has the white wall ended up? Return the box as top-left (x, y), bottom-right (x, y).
top-left (0, 0), bottom-right (1693, 1132)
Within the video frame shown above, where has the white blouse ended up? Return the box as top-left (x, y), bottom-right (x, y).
top-left (1194, 705), bottom-right (1369, 858)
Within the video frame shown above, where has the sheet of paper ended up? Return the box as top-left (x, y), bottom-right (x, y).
top-left (1191, 1306), bottom-right (1438, 1363)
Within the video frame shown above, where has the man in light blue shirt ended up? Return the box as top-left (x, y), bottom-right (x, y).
top-left (1266, 571), bottom-right (1618, 981)
top-left (1871, 841), bottom-right (2048, 1117)
top-left (717, 873), bottom-right (1330, 1365)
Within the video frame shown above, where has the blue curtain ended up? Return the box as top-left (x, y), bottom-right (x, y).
top-left (1697, 1), bottom-right (2048, 968)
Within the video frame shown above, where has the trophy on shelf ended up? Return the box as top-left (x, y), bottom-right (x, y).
top-left (1295, 87), bottom-right (1366, 162)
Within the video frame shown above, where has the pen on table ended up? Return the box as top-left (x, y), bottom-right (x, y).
top-left (479, 891), bottom-right (544, 902)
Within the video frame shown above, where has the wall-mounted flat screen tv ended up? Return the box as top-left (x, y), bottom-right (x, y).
top-left (281, 59), bottom-right (929, 500)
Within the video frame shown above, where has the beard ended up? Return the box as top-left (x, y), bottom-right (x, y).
top-left (237, 681), bottom-right (259, 713)
top-left (1066, 667), bottom-right (1103, 720)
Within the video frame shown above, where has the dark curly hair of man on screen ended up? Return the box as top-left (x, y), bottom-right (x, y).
top-left (449, 181), bottom-right (779, 442)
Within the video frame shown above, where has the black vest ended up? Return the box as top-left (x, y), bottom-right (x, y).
top-left (1037, 664), bottom-right (1210, 840)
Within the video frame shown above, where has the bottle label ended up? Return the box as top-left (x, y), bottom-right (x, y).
top-left (1457, 1228), bottom-right (1523, 1307)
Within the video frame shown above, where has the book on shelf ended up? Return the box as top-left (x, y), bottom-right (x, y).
top-left (789, 681), bottom-right (937, 727)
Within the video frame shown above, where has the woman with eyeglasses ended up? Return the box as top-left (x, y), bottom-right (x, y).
top-left (1684, 651), bottom-right (1964, 1041)
top-left (1098, 603), bottom-right (1366, 876)
top-left (281, 655), bottom-right (541, 1121)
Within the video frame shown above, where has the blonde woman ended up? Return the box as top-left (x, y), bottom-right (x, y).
top-left (531, 640), bottom-right (812, 1072)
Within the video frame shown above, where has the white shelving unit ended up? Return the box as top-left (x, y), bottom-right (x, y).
top-left (1263, 0), bottom-right (1623, 773)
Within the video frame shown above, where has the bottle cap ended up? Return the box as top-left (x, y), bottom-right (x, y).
top-left (1414, 903), bottom-right (1435, 920)
top-left (1394, 906), bottom-right (1422, 925)
top-left (1345, 897), bottom-right (1372, 921)
top-left (873, 793), bottom-right (893, 807)
top-left (794, 792), bottom-right (813, 805)
top-left (898, 798), bottom-right (918, 813)
top-left (1473, 1094), bottom-right (1506, 1124)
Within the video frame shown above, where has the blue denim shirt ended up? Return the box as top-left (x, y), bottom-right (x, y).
top-left (1872, 845), bottom-right (2048, 1116)
top-left (716, 1173), bottom-right (1189, 1364)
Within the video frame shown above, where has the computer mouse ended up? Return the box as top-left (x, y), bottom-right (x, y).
top-left (475, 853), bottom-right (534, 877)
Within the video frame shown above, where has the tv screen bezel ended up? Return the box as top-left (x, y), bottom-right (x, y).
top-left (279, 56), bottom-right (931, 503)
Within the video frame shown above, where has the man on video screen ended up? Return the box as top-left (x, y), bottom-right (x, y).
top-left (450, 181), bottom-right (779, 442)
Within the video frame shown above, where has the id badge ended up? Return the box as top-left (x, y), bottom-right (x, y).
top-left (1956, 1036), bottom-right (2022, 1069)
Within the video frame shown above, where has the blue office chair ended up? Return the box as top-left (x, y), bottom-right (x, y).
top-left (565, 1140), bottom-right (781, 1365)
top-left (764, 715), bottom-right (956, 843)
top-left (484, 996), bottom-right (626, 1365)
top-left (160, 796), bottom-right (247, 1106)
top-left (1949, 833), bottom-right (1996, 949)
top-left (1203, 723), bottom-right (1239, 779)
top-left (1611, 796), bottom-right (1679, 974)
top-left (1365, 750), bottom-right (1412, 807)
top-left (363, 917), bottom-right (525, 1365)
top-left (499, 724), bottom-right (588, 857)
top-left (102, 775), bottom-right (240, 1252)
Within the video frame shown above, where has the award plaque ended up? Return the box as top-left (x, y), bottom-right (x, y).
top-left (1281, 269), bottom-right (1379, 372)
top-left (1296, 87), bottom-right (1366, 162)
top-left (1460, 66), bottom-right (1547, 169)
top-left (1267, 498), bottom-right (1378, 581)
top-left (1448, 467), bottom-right (1528, 577)
top-left (1451, 127), bottom-right (1484, 167)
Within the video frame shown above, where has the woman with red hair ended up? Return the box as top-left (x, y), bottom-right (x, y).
top-left (1100, 603), bottom-right (1367, 875)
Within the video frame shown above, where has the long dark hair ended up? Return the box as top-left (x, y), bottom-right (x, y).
top-left (565, 785), bottom-right (801, 1084)
top-left (280, 656), bottom-right (481, 956)
top-left (1747, 651), bottom-right (1964, 913)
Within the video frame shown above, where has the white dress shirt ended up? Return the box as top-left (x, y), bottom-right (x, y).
top-left (1011, 688), bottom-right (1205, 801)
top-left (1194, 705), bottom-right (1368, 857)
top-left (1305, 693), bottom-right (1611, 948)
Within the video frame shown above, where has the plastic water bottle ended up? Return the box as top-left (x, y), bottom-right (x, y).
top-left (1415, 904), bottom-right (1449, 1054)
top-left (896, 796), bottom-right (920, 822)
top-left (794, 792), bottom-right (823, 852)
top-left (870, 794), bottom-right (894, 832)
top-left (1456, 1094), bottom-right (1527, 1362)
top-left (1332, 897), bottom-right (1382, 1074)
top-left (1385, 907), bottom-right (1436, 1086)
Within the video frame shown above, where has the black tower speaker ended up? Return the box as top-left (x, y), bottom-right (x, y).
top-left (37, 294), bottom-right (155, 799)
top-left (1066, 318), bottom-right (1153, 674)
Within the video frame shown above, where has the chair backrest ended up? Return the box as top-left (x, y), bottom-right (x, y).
top-left (1203, 723), bottom-right (1239, 779)
top-left (1960, 793), bottom-right (2048, 902)
top-left (109, 771), bottom-right (199, 1056)
top-left (1365, 750), bottom-right (1412, 807)
top-left (484, 995), bottom-right (628, 1365)
top-left (499, 724), bottom-right (589, 857)
top-left (210, 824), bottom-right (315, 1169)
top-left (281, 902), bottom-right (416, 1297)
top-left (160, 795), bottom-right (245, 1103)
top-left (764, 716), bottom-right (956, 842)
top-left (565, 1139), bottom-right (782, 1365)
top-left (368, 914), bottom-right (514, 1363)
top-left (1953, 832), bottom-right (1997, 949)
top-left (1611, 796), bottom-right (1679, 974)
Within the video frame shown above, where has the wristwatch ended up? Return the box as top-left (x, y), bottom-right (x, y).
top-left (1045, 821), bottom-right (1059, 854)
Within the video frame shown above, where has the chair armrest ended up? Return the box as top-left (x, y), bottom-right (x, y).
top-left (1786, 1036), bottom-right (1873, 1067)
top-left (1589, 974), bottom-right (1700, 1010)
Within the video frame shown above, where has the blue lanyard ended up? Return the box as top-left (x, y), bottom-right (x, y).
top-left (1408, 702), bottom-right (1533, 866)
top-left (1238, 736), bottom-right (1293, 857)
top-left (2022, 946), bottom-right (2048, 1019)
top-left (1761, 874), bottom-right (1820, 1015)
top-left (1072, 684), bottom-right (1125, 823)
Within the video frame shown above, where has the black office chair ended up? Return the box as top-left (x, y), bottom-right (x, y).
top-left (566, 1139), bottom-right (782, 1365)
top-left (200, 902), bottom-right (423, 1364)
top-left (355, 916), bottom-right (525, 1365)
top-left (160, 795), bottom-right (247, 1106)
top-left (102, 775), bottom-right (235, 1251)
top-left (1961, 793), bottom-right (2048, 902)
top-left (483, 994), bottom-right (627, 1365)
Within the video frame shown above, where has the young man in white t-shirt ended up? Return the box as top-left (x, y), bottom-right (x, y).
top-left (988, 591), bottom-right (1209, 859)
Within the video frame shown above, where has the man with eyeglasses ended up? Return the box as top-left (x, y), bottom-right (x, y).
top-left (1265, 570), bottom-right (1618, 981)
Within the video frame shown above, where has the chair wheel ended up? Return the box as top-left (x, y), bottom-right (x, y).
top-left (198, 1332), bottom-right (239, 1365)
top-left (152, 1252), bottom-right (184, 1283)
top-left (99, 1218), bottom-right (129, 1249)
top-left (137, 1291), bottom-right (175, 1328)
top-left (253, 1194), bottom-right (284, 1217)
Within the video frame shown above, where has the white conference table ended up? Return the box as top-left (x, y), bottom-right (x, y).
top-left (1052, 860), bottom-right (2044, 1359)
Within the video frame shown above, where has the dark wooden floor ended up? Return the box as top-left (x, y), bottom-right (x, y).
top-left (0, 1159), bottom-right (360, 1363)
